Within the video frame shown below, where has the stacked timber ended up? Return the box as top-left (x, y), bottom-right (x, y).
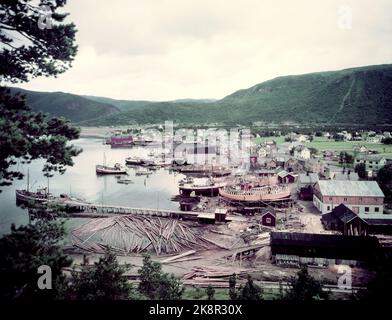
top-left (71, 215), bottom-right (211, 255)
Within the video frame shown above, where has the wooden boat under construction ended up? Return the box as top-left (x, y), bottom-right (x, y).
top-left (219, 184), bottom-right (291, 202)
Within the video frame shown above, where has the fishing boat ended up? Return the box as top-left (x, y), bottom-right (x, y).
top-left (16, 187), bottom-right (53, 204)
top-left (96, 152), bottom-right (127, 174)
top-left (219, 183), bottom-right (291, 202)
top-left (15, 169), bottom-right (53, 204)
top-left (96, 163), bottom-right (127, 174)
top-left (125, 156), bottom-right (144, 166)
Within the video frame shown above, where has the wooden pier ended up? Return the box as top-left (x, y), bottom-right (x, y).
top-left (58, 198), bottom-right (247, 222)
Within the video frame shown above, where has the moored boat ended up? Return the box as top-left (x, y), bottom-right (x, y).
top-left (96, 163), bottom-right (127, 175)
top-left (125, 156), bottom-right (144, 166)
top-left (16, 187), bottom-right (52, 204)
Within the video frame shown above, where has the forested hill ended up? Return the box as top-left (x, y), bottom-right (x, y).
top-left (10, 64), bottom-right (392, 125)
top-left (10, 88), bottom-right (120, 123)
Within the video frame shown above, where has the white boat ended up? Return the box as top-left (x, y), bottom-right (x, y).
top-left (96, 163), bottom-right (127, 175)
top-left (96, 152), bottom-right (127, 174)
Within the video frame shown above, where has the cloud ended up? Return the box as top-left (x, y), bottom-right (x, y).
top-left (18, 0), bottom-right (392, 100)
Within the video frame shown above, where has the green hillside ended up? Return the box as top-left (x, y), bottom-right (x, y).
top-left (10, 88), bottom-right (120, 122)
top-left (219, 64), bottom-right (392, 125)
top-left (10, 64), bottom-right (392, 125)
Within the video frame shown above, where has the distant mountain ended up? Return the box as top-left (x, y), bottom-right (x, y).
top-left (82, 95), bottom-right (154, 111)
top-left (10, 64), bottom-right (392, 125)
top-left (10, 88), bottom-right (120, 122)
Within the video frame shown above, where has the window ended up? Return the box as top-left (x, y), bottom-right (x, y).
top-left (266, 218), bottom-right (272, 223)
top-left (344, 197), bottom-right (347, 201)
top-left (327, 206), bottom-right (331, 211)
top-left (375, 207), bottom-right (380, 212)
top-left (329, 197), bottom-right (332, 201)
top-left (365, 207), bottom-right (369, 213)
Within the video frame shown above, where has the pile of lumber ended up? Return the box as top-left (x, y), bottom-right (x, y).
top-left (71, 215), bottom-right (211, 255)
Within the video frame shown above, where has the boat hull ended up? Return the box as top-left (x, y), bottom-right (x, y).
top-left (219, 187), bottom-right (291, 202)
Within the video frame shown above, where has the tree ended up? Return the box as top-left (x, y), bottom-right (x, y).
top-left (237, 275), bottom-right (263, 300)
top-left (0, 0), bottom-right (81, 191)
top-left (138, 254), bottom-right (183, 300)
top-left (381, 137), bottom-right (392, 145)
top-left (309, 147), bottom-right (318, 156)
top-left (283, 266), bottom-right (329, 301)
top-left (206, 285), bottom-right (215, 300)
top-left (156, 273), bottom-right (183, 300)
top-left (354, 163), bottom-right (367, 179)
top-left (0, 220), bottom-right (72, 299)
top-left (67, 249), bottom-right (135, 300)
top-left (0, 1), bottom-right (77, 83)
top-left (228, 274), bottom-right (237, 300)
top-left (377, 163), bottom-right (392, 200)
top-left (356, 252), bottom-right (392, 301)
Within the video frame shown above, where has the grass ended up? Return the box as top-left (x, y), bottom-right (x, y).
top-left (255, 136), bottom-right (392, 157)
top-left (182, 287), bottom-right (230, 300)
top-left (305, 137), bottom-right (392, 157)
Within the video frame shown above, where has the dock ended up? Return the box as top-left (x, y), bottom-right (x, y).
top-left (58, 198), bottom-right (247, 223)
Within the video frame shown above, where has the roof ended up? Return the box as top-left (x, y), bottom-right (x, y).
top-left (323, 204), bottom-right (367, 224)
top-left (277, 170), bottom-right (288, 178)
top-left (270, 232), bottom-right (379, 250)
top-left (333, 172), bottom-right (359, 181)
top-left (298, 173), bottom-right (319, 184)
top-left (261, 207), bottom-right (276, 218)
top-left (363, 219), bottom-right (392, 225)
top-left (316, 180), bottom-right (384, 198)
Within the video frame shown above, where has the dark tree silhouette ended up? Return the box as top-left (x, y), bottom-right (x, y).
top-left (0, 0), bottom-right (81, 190)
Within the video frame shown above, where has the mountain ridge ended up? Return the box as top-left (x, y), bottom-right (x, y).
top-left (9, 63), bottom-right (392, 125)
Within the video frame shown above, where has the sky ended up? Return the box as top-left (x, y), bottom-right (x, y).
top-left (16, 0), bottom-right (392, 101)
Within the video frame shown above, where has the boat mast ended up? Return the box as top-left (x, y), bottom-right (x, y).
top-left (27, 168), bottom-right (29, 192)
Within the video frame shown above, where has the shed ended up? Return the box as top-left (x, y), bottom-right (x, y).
top-left (214, 208), bottom-right (228, 222)
top-left (277, 170), bottom-right (296, 184)
top-left (260, 207), bottom-right (276, 227)
top-left (321, 204), bottom-right (368, 236)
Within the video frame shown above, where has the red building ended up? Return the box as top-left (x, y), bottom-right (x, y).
top-left (110, 135), bottom-right (133, 148)
top-left (260, 208), bottom-right (276, 227)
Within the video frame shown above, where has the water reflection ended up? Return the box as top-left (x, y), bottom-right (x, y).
top-left (0, 138), bottom-right (185, 235)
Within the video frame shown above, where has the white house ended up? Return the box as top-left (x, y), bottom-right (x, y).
top-left (294, 145), bottom-right (311, 160)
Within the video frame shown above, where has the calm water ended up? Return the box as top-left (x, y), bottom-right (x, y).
top-left (0, 138), bottom-right (185, 235)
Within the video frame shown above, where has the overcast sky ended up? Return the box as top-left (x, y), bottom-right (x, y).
top-left (18, 0), bottom-right (392, 100)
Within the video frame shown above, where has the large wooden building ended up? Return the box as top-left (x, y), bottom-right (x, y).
top-left (313, 180), bottom-right (384, 215)
top-left (270, 232), bottom-right (380, 267)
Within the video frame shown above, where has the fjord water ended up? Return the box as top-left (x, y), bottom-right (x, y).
top-left (0, 138), bottom-right (184, 235)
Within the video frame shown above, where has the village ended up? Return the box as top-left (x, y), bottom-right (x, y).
top-left (31, 125), bottom-right (390, 299)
